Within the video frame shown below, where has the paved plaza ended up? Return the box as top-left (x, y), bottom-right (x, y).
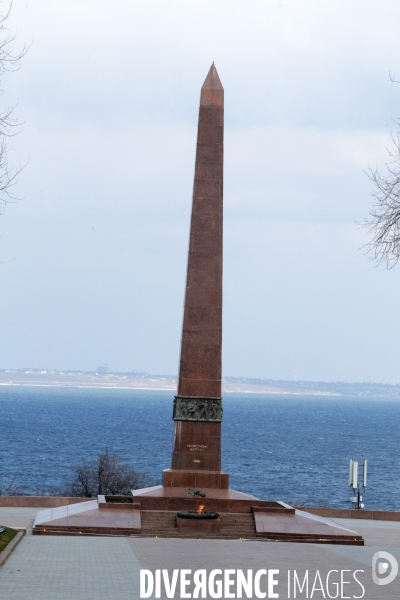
top-left (0, 507), bottom-right (399, 599)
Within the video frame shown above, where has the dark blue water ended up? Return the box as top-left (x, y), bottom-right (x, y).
top-left (0, 386), bottom-right (398, 510)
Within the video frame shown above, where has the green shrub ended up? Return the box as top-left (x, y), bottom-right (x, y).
top-left (0, 528), bottom-right (17, 554)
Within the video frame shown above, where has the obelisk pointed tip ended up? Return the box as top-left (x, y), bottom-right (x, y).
top-left (202, 62), bottom-right (223, 91)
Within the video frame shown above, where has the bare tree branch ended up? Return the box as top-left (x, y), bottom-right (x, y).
top-left (58, 450), bottom-right (155, 497)
top-left (362, 130), bottom-right (400, 268)
top-left (0, 1), bottom-right (29, 217)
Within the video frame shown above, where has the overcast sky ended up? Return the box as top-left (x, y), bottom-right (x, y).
top-left (1, 0), bottom-right (400, 382)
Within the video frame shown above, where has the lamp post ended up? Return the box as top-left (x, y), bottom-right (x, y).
top-left (349, 459), bottom-right (367, 509)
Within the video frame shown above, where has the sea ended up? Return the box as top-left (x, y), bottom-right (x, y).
top-left (0, 386), bottom-right (398, 510)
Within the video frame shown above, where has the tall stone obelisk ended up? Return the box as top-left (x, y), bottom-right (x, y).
top-left (163, 63), bottom-right (228, 490)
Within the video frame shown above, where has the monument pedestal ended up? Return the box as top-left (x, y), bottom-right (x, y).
top-left (131, 485), bottom-right (260, 513)
top-left (162, 469), bottom-right (229, 489)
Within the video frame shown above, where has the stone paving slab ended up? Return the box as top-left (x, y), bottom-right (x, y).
top-left (0, 536), bottom-right (143, 600)
top-left (0, 511), bottom-right (399, 599)
top-left (0, 507), bottom-right (43, 516)
top-left (335, 517), bottom-right (400, 530)
top-left (321, 542), bottom-right (400, 567)
top-left (0, 507), bottom-right (44, 535)
top-left (0, 516), bottom-right (35, 534)
top-left (128, 536), bottom-right (400, 599)
top-left (333, 518), bottom-right (400, 547)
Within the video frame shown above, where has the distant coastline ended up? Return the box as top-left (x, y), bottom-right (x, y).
top-left (1, 369), bottom-right (400, 397)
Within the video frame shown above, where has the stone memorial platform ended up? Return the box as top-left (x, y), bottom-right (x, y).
top-left (32, 496), bottom-right (363, 544)
top-left (32, 499), bottom-right (141, 537)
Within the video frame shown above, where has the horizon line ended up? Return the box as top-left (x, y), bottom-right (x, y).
top-left (0, 367), bottom-right (400, 388)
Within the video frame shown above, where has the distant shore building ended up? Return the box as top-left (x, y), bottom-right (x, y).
top-left (97, 365), bottom-right (109, 375)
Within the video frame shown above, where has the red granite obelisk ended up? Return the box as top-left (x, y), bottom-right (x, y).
top-left (130, 69), bottom-right (363, 544)
top-left (163, 63), bottom-right (228, 489)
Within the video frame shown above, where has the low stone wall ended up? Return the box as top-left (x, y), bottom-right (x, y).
top-left (0, 497), bottom-right (91, 508)
top-left (297, 506), bottom-right (400, 521)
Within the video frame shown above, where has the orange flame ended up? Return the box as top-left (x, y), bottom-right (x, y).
top-left (197, 504), bottom-right (205, 514)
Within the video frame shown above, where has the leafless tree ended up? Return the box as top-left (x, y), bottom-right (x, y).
top-left (0, 470), bottom-right (24, 495)
top-left (363, 131), bottom-right (400, 268)
top-left (362, 72), bottom-right (400, 268)
top-left (0, 1), bottom-right (28, 217)
top-left (60, 450), bottom-right (155, 497)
